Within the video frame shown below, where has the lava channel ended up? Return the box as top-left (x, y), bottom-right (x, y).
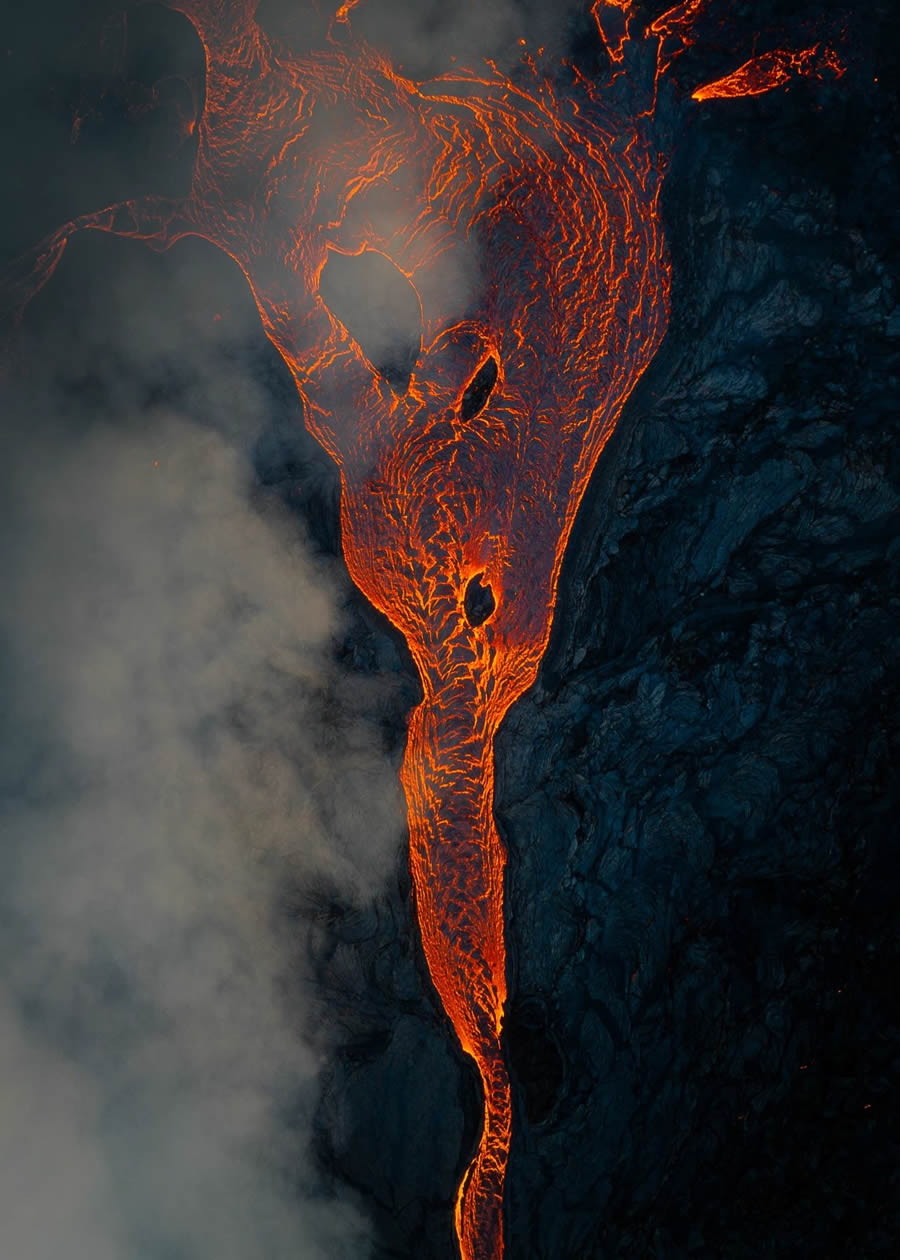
top-left (3, 2), bottom-right (844, 1256)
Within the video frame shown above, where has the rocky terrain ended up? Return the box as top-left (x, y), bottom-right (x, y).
top-left (306, 10), bottom-right (900, 1258)
top-left (2, 3), bottom-right (897, 1259)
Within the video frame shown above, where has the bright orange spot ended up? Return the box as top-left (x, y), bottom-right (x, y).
top-left (692, 45), bottom-right (845, 101)
top-left (333, 0), bottom-right (363, 26)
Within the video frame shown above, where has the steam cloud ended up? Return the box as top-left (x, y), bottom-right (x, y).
top-left (0, 233), bottom-right (406, 1258)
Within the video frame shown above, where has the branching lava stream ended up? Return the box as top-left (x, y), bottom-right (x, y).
top-left (4, 2), bottom-right (844, 1256)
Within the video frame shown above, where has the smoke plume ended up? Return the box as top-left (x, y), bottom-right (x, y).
top-left (0, 228), bottom-right (406, 1259)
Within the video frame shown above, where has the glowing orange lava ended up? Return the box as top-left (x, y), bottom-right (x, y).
top-left (5, 3), bottom-right (843, 1256)
top-left (591, 0), bottom-right (635, 66)
top-left (691, 44), bottom-right (845, 101)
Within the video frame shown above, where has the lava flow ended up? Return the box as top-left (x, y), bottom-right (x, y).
top-left (5, 2), bottom-right (844, 1256)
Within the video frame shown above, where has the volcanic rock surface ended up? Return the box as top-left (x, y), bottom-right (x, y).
top-left (306, 15), bottom-right (900, 1260)
top-left (2, 4), bottom-right (897, 1259)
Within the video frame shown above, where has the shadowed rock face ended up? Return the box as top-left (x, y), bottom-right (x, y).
top-left (2, 4), bottom-right (897, 1260)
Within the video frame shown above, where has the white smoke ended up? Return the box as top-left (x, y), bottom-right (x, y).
top-left (0, 236), bottom-right (406, 1259)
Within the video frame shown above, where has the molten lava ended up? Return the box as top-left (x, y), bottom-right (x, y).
top-left (5, 3), bottom-right (843, 1256)
top-left (691, 45), bottom-right (845, 101)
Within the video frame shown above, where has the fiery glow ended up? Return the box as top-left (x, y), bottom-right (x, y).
top-left (591, 0), bottom-right (635, 66)
top-left (5, 2), bottom-right (844, 1256)
top-left (692, 44), bottom-right (845, 100)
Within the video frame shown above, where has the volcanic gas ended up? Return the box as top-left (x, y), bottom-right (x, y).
top-left (4, 2), bottom-right (843, 1256)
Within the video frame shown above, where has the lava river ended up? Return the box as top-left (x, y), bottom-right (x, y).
top-left (4, 2), bottom-right (844, 1256)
